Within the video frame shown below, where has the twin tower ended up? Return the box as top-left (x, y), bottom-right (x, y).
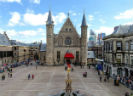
top-left (46, 11), bottom-right (88, 65)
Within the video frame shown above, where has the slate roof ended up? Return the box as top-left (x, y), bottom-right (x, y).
top-left (46, 10), bottom-right (54, 25)
top-left (10, 40), bottom-right (30, 46)
top-left (81, 13), bottom-right (87, 26)
top-left (113, 25), bottom-right (130, 35)
top-left (103, 24), bottom-right (133, 39)
top-left (0, 33), bottom-right (11, 46)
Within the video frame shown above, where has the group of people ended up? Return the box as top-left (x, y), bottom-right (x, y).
top-left (28, 74), bottom-right (34, 80)
top-left (80, 63), bottom-right (85, 69)
top-left (118, 76), bottom-right (133, 90)
top-left (97, 70), bottom-right (110, 82)
top-left (1, 68), bottom-right (13, 80)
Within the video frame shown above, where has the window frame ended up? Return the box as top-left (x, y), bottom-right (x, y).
top-left (116, 41), bottom-right (122, 51)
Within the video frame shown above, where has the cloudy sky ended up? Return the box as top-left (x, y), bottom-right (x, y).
top-left (0, 0), bottom-right (133, 43)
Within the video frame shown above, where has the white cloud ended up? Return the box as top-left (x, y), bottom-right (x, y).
top-left (23, 11), bottom-right (66, 26)
top-left (19, 28), bottom-right (45, 36)
top-left (114, 8), bottom-right (133, 20)
top-left (6, 29), bottom-right (17, 37)
top-left (0, 0), bottom-right (21, 3)
top-left (53, 12), bottom-right (67, 25)
top-left (0, 28), bottom-right (17, 38)
top-left (0, 27), bottom-right (46, 43)
top-left (8, 12), bottom-right (21, 26)
top-left (19, 30), bottom-right (37, 36)
top-left (8, 10), bottom-right (67, 26)
top-left (69, 10), bottom-right (77, 16)
top-left (99, 19), bottom-right (106, 24)
top-left (95, 26), bottom-right (114, 35)
top-left (23, 12), bottom-right (48, 26)
top-left (88, 15), bottom-right (94, 21)
top-left (30, 0), bottom-right (40, 4)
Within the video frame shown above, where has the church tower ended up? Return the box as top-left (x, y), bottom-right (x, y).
top-left (81, 13), bottom-right (88, 65)
top-left (46, 10), bottom-right (54, 65)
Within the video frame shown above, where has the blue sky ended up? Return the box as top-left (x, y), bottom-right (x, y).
top-left (0, 0), bottom-right (133, 43)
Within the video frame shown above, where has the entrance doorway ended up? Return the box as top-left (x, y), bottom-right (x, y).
top-left (64, 51), bottom-right (74, 67)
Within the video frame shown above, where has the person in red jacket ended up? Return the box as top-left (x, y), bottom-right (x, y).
top-left (32, 74), bottom-right (34, 79)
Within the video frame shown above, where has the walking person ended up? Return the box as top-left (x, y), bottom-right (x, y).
top-left (107, 74), bottom-right (110, 82)
top-left (104, 76), bottom-right (107, 82)
top-left (2, 74), bottom-right (5, 80)
top-left (10, 73), bottom-right (12, 78)
top-left (28, 74), bottom-right (30, 80)
top-left (32, 74), bottom-right (34, 79)
top-left (80, 63), bottom-right (82, 69)
top-left (8, 72), bottom-right (10, 78)
top-left (99, 75), bottom-right (102, 82)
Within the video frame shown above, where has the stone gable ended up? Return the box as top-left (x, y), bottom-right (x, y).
top-left (54, 17), bottom-right (80, 47)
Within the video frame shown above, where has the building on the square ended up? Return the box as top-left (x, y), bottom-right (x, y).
top-left (103, 24), bottom-right (133, 77)
top-left (87, 30), bottom-right (103, 65)
top-left (46, 11), bottom-right (88, 65)
top-left (29, 43), bottom-right (40, 61)
top-left (0, 45), bottom-right (13, 66)
top-left (39, 42), bottom-right (46, 65)
top-left (88, 29), bottom-right (96, 47)
top-left (0, 32), bottom-right (13, 66)
top-left (12, 46), bottom-right (30, 63)
top-left (97, 33), bottom-right (106, 45)
top-left (87, 51), bottom-right (95, 65)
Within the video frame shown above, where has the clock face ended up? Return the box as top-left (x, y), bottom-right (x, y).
top-left (65, 37), bottom-right (71, 45)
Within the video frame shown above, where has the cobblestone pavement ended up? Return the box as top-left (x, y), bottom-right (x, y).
top-left (0, 63), bottom-right (132, 96)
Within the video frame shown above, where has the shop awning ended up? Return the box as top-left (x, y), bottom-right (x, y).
top-left (64, 53), bottom-right (74, 59)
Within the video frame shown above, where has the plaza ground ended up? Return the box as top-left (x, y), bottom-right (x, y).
top-left (0, 62), bottom-right (132, 96)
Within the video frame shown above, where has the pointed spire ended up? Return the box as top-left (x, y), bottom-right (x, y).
top-left (81, 13), bottom-right (87, 26)
top-left (68, 12), bottom-right (70, 17)
top-left (46, 10), bottom-right (54, 25)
